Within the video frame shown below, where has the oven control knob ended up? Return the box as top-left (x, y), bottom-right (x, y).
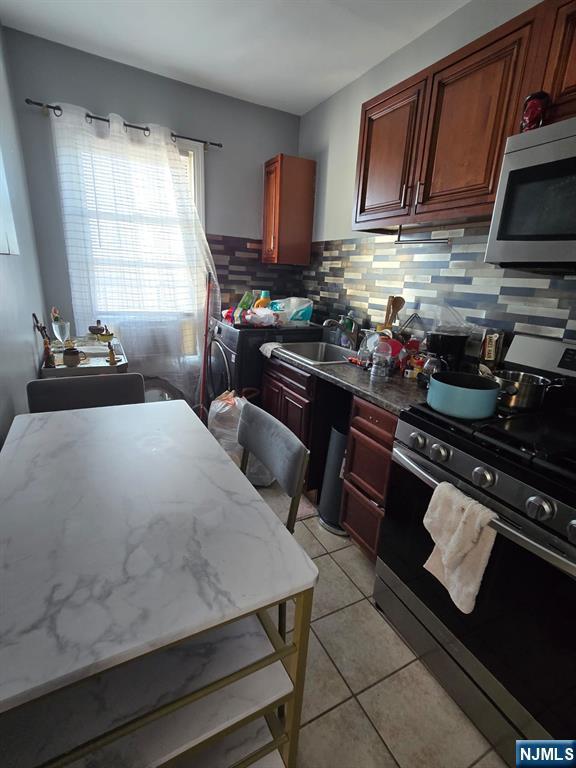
top-left (472, 466), bottom-right (495, 488)
top-left (567, 521), bottom-right (576, 545)
top-left (525, 495), bottom-right (556, 522)
top-left (409, 431), bottom-right (426, 450)
top-left (430, 443), bottom-right (450, 463)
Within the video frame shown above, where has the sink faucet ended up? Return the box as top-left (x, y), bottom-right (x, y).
top-left (323, 316), bottom-right (361, 350)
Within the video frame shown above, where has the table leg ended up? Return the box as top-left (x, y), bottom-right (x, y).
top-left (281, 588), bottom-right (313, 768)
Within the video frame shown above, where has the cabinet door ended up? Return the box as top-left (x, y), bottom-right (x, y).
top-left (261, 373), bottom-right (282, 420)
top-left (281, 387), bottom-right (311, 445)
top-left (354, 78), bottom-right (427, 226)
top-left (344, 426), bottom-right (392, 505)
top-left (262, 158), bottom-right (280, 263)
top-left (415, 23), bottom-right (534, 220)
top-left (542, 0), bottom-right (576, 122)
top-left (340, 479), bottom-right (382, 560)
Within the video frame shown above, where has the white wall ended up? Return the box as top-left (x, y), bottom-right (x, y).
top-left (0, 24), bottom-right (45, 441)
top-left (299, 0), bottom-right (539, 242)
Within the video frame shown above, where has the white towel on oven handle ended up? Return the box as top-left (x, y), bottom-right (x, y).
top-left (423, 482), bottom-right (498, 614)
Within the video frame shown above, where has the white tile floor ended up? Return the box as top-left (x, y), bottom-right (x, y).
top-left (260, 485), bottom-right (509, 768)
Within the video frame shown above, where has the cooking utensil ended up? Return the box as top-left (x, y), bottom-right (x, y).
top-left (384, 296), bottom-right (394, 328)
top-left (492, 369), bottom-right (552, 411)
top-left (388, 295), bottom-right (405, 327)
top-left (427, 371), bottom-right (501, 420)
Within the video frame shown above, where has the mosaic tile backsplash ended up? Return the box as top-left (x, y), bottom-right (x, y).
top-left (208, 228), bottom-right (576, 341)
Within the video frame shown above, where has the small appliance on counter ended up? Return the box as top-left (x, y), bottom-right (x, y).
top-left (374, 334), bottom-right (576, 764)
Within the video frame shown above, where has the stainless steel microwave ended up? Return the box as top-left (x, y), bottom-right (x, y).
top-left (485, 116), bottom-right (576, 268)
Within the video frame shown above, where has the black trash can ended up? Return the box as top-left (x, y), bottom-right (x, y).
top-left (318, 427), bottom-right (348, 536)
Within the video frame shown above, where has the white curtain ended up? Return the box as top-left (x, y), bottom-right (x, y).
top-left (49, 104), bottom-right (220, 402)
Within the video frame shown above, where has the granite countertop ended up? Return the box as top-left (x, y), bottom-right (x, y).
top-left (0, 401), bottom-right (317, 713)
top-left (272, 348), bottom-right (425, 415)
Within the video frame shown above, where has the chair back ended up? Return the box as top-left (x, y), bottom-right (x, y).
top-left (237, 401), bottom-right (309, 499)
top-left (27, 373), bottom-right (146, 413)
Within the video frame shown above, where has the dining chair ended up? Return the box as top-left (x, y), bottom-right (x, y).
top-left (27, 373), bottom-right (146, 413)
top-left (237, 400), bottom-right (310, 641)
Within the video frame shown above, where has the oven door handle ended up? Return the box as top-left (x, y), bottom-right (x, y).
top-left (392, 446), bottom-right (576, 580)
top-left (393, 445), bottom-right (439, 488)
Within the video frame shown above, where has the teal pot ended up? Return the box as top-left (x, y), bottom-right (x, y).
top-left (427, 372), bottom-right (501, 420)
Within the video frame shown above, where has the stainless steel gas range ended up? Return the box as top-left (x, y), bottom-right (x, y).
top-left (374, 336), bottom-right (576, 767)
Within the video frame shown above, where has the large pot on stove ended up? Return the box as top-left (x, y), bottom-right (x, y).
top-left (491, 370), bottom-right (576, 411)
top-left (427, 371), bottom-right (501, 420)
top-left (492, 370), bottom-right (552, 411)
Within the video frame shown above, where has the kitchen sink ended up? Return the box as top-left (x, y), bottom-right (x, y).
top-left (278, 341), bottom-right (350, 365)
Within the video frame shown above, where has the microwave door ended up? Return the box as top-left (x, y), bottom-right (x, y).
top-left (486, 135), bottom-right (576, 266)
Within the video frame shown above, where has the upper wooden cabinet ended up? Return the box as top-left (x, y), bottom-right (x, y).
top-left (541, 0), bottom-right (576, 123)
top-left (262, 154), bottom-right (316, 265)
top-left (354, 77), bottom-right (427, 225)
top-left (415, 23), bottom-right (535, 222)
top-left (353, 0), bottom-right (576, 231)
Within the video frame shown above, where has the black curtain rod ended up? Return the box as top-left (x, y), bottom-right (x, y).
top-left (24, 98), bottom-right (223, 148)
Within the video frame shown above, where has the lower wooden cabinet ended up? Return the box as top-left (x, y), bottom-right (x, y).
top-left (261, 373), bottom-right (282, 420)
top-left (345, 426), bottom-right (392, 505)
top-left (341, 479), bottom-right (384, 559)
top-left (340, 397), bottom-right (397, 559)
top-left (281, 388), bottom-right (311, 445)
top-left (260, 359), bottom-right (314, 447)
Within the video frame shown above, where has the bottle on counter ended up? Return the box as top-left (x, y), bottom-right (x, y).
top-left (371, 340), bottom-right (392, 381)
top-left (43, 338), bottom-right (56, 368)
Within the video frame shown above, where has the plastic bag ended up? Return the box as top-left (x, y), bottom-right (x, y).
top-left (245, 307), bottom-right (278, 326)
top-left (269, 297), bottom-right (313, 324)
top-left (208, 391), bottom-right (274, 487)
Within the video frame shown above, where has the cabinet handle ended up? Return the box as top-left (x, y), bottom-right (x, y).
top-left (400, 183), bottom-right (407, 208)
top-left (271, 234), bottom-right (275, 251)
top-left (415, 180), bottom-right (423, 205)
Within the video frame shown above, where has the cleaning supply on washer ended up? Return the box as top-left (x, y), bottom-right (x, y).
top-left (234, 291), bottom-right (254, 323)
top-left (254, 290), bottom-right (271, 309)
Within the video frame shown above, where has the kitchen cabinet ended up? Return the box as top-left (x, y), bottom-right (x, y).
top-left (541, 0), bottom-right (576, 122)
top-left (261, 372), bottom-right (283, 420)
top-left (352, 1), bottom-right (567, 230)
top-left (261, 358), bottom-right (351, 493)
top-left (261, 358), bottom-right (315, 447)
top-left (281, 388), bottom-right (311, 445)
top-left (354, 77), bottom-right (427, 225)
top-left (415, 22), bottom-right (535, 222)
top-left (262, 154), bottom-right (316, 265)
top-left (340, 397), bottom-right (397, 559)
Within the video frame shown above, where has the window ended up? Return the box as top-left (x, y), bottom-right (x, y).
top-left (0, 145), bottom-right (19, 255)
top-left (178, 139), bottom-right (206, 229)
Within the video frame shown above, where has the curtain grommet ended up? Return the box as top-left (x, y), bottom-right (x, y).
top-left (143, 127), bottom-right (151, 137)
top-left (53, 105), bottom-right (63, 117)
top-left (85, 113), bottom-right (93, 124)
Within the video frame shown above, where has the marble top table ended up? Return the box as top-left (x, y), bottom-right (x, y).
top-left (0, 400), bottom-right (318, 714)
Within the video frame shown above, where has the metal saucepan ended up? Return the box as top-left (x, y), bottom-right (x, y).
top-left (492, 370), bottom-right (553, 411)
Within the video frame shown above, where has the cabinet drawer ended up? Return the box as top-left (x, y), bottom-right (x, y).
top-left (340, 479), bottom-right (382, 560)
top-left (344, 426), bottom-right (392, 505)
top-left (264, 358), bottom-right (315, 397)
top-left (351, 397), bottom-right (397, 446)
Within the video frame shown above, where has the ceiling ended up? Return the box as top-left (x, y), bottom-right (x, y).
top-left (0, 0), bottom-right (470, 115)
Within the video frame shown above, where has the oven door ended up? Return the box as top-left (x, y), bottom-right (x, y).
top-left (485, 133), bottom-right (576, 266)
top-left (375, 444), bottom-right (576, 752)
